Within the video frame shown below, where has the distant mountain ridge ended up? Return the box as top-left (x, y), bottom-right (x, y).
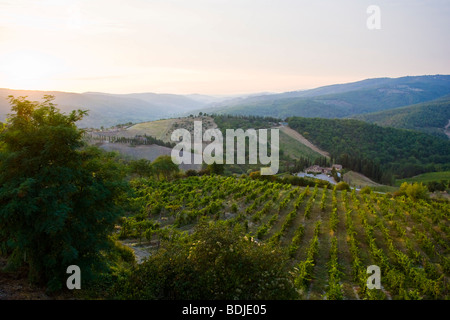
top-left (0, 89), bottom-right (224, 128)
top-left (197, 75), bottom-right (450, 119)
top-left (1, 75), bottom-right (449, 128)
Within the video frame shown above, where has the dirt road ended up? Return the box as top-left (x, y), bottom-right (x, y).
top-left (445, 119), bottom-right (450, 139)
top-left (275, 125), bottom-right (330, 158)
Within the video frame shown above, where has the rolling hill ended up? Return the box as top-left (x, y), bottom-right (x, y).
top-left (0, 88), bottom-right (227, 128)
top-left (116, 174), bottom-right (450, 300)
top-left (2, 75), bottom-right (449, 129)
top-left (86, 114), bottom-right (325, 175)
top-left (354, 96), bottom-right (450, 139)
top-left (287, 117), bottom-right (450, 182)
top-left (198, 75), bottom-right (450, 119)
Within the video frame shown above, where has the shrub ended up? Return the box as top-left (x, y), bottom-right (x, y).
top-left (397, 182), bottom-right (429, 200)
top-left (184, 169), bottom-right (198, 177)
top-left (336, 181), bottom-right (351, 191)
top-left (112, 221), bottom-right (298, 300)
top-left (360, 186), bottom-right (372, 194)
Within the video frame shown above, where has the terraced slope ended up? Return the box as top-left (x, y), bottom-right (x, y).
top-left (120, 175), bottom-right (450, 300)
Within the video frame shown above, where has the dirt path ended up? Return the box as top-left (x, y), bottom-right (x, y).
top-left (445, 119), bottom-right (450, 139)
top-left (120, 240), bottom-right (152, 264)
top-left (275, 125), bottom-right (330, 158)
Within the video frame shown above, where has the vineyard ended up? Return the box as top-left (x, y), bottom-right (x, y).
top-left (119, 175), bottom-right (450, 300)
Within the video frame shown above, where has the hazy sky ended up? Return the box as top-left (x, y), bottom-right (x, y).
top-left (0, 0), bottom-right (449, 95)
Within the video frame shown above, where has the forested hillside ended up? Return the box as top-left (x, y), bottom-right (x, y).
top-left (355, 96), bottom-right (450, 139)
top-left (288, 117), bottom-right (450, 183)
top-left (199, 75), bottom-right (450, 119)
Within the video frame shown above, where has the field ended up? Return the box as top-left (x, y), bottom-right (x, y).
top-left (125, 119), bottom-right (178, 141)
top-left (109, 116), bottom-right (217, 143)
top-left (395, 171), bottom-right (450, 186)
top-left (342, 171), bottom-right (398, 193)
top-left (279, 130), bottom-right (322, 160)
top-left (343, 171), bottom-right (382, 188)
top-left (120, 175), bottom-right (450, 300)
top-left (277, 125), bottom-right (330, 158)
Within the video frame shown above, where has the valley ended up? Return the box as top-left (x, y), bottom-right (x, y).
top-left (1, 76), bottom-right (449, 302)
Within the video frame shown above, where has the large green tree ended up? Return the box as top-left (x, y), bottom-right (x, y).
top-left (0, 96), bottom-right (127, 291)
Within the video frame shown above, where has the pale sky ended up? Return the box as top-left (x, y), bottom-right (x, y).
top-left (0, 0), bottom-right (449, 95)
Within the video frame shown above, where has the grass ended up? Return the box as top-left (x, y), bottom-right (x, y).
top-left (371, 185), bottom-right (399, 193)
top-left (342, 171), bottom-right (399, 193)
top-left (343, 171), bottom-right (381, 188)
top-left (395, 171), bottom-right (450, 186)
top-left (114, 116), bottom-right (217, 143)
top-left (279, 130), bottom-right (322, 161)
top-left (126, 119), bottom-right (178, 142)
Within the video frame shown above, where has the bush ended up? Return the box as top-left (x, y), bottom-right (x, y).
top-left (396, 182), bottom-right (429, 200)
top-left (336, 181), bottom-right (351, 191)
top-left (360, 186), bottom-right (372, 194)
top-left (112, 221), bottom-right (298, 300)
top-left (184, 169), bottom-right (198, 177)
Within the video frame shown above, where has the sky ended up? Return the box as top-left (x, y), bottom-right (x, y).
top-left (0, 0), bottom-right (449, 95)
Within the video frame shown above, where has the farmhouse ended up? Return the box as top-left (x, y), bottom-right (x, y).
top-left (305, 164), bottom-right (342, 175)
top-left (305, 165), bottom-right (323, 173)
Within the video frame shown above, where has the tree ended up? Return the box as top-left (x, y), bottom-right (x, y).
top-left (151, 155), bottom-right (179, 180)
top-left (0, 96), bottom-right (127, 291)
top-left (331, 167), bottom-right (340, 182)
top-left (207, 162), bottom-right (225, 175)
top-left (129, 159), bottom-right (153, 177)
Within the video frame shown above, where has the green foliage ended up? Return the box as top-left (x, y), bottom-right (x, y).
top-left (112, 221), bottom-right (298, 299)
top-left (326, 237), bottom-right (343, 300)
top-left (207, 76), bottom-right (450, 119)
top-left (288, 117), bottom-right (450, 181)
top-left (335, 181), bottom-right (351, 191)
top-left (0, 96), bottom-right (128, 291)
top-left (279, 175), bottom-right (331, 188)
top-left (395, 171), bottom-right (450, 192)
top-left (206, 162), bottom-right (225, 175)
top-left (151, 155), bottom-right (179, 180)
top-left (118, 217), bottom-right (160, 243)
top-left (355, 96), bottom-right (450, 139)
top-left (396, 182), bottom-right (429, 200)
top-left (114, 173), bottom-right (449, 300)
top-left (212, 114), bottom-right (281, 132)
top-left (426, 180), bottom-right (448, 192)
top-left (128, 159), bottom-right (153, 177)
top-left (360, 186), bottom-right (372, 194)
